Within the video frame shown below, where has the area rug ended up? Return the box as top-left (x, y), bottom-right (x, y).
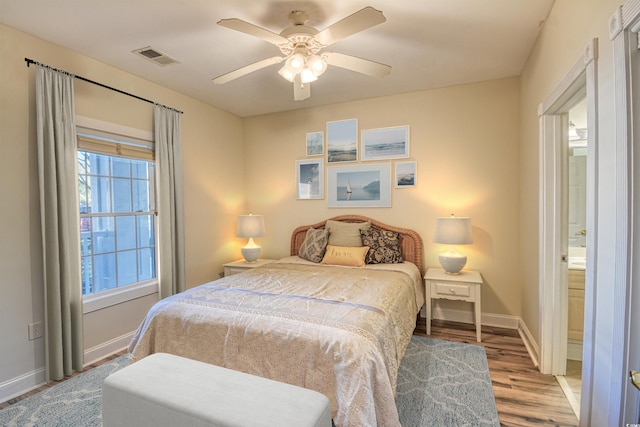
top-left (0, 337), bottom-right (499, 426)
top-left (396, 336), bottom-right (500, 426)
top-left (0, 355), bottom-right (130, 427)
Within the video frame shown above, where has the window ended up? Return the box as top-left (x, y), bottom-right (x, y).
top-left (78, 151), bottom-right (156, 295)
top-left (76, 117), bottom-right (158, 312)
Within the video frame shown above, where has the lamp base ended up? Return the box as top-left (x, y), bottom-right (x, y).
top-left (241, 239), bottom-right (261, 263)
top-left (438, 254), bottom-right (467, 274)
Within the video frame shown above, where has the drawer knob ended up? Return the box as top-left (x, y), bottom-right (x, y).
top-left (450, 288), bottom-right (456, 294)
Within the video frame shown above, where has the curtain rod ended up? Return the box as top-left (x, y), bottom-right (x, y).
top-left (25, 58), bottom-right (183, 114)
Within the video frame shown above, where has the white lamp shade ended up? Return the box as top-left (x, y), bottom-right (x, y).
top-left (432, 216), bottom-right (473, 245)
top-left (433, 216), bottom-right (472, 274)
top-left (236, 215), bottom-right (265, 238)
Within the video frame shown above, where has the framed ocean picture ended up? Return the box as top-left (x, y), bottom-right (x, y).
top-left (296, 159), bottom-right (324, 199)
top-left (327, 119), bottom-right (358, 163)
top-left (361, 125), bottom-right (409, 161)
top-left (327, 163), bottom-right (391, 208)
top-left (306, 131), bottom-right (323, 156)
top-left (395, 161), bottom-right (417, 188)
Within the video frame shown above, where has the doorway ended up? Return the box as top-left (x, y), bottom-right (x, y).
top-left (538, 38), bottom-right (597, 423)
top-left (555, 99), bottom-right (587, 419)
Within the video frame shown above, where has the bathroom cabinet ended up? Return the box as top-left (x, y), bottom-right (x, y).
top-left (568, 269), bottom-right (585, 341)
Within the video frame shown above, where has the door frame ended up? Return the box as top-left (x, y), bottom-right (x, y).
top-left (538, 38), bottom-right (598, 420)
top-left (610, 1), bottom-right (640, 423)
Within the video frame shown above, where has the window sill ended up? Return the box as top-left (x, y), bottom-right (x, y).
top-left (83, 280), bottom-right (158, 314)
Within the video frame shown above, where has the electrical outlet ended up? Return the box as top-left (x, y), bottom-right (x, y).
top-left (28, 321), bottom-right (43, 341)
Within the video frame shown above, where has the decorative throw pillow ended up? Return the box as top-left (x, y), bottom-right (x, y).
top-left (325, 220), bottom-right (371, 247)
top-left (298, 227), bottom-right (330, 263)
top-left (359, 227), bottom-right (404, 264)
top-left (320, 245), bottom-right (369, 267)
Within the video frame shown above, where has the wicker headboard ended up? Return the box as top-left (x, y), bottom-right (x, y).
top-left (290, 215), bottom-right (424, 274)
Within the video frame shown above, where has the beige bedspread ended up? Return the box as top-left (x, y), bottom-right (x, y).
top-left (128, 258), bottom-right (424, 427)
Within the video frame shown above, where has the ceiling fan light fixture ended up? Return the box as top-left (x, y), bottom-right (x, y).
top-left (300, 67), bottom-right (318, 84)
top-left (286, 53), bottom-right (305, 72)
top-left (278, 66), bottom-right (295, 82)
top-left (306, 55), bottom-right (327, 76)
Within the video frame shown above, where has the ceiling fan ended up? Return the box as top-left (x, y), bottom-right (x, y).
top-left (212, 6), bottom-right (392, 101)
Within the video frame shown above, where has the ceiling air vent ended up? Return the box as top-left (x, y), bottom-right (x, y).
top-left (132, 46), bottom-right (179, 67)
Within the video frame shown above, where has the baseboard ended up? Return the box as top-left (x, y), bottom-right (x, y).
top-left (0, 331), bottom-right (134, 405)
top-left (0, 366), bottom-right (46, 405)
top-left (430, 306), bottom-right (541, 368)
top-left (567, 339), bottom-right (583, 361)
top-left (83, 331), bottom-right (134, 367)
top-left (517, 318), bottom-right (540, 368)
top-left (431, 306), bottom-right (520, 330)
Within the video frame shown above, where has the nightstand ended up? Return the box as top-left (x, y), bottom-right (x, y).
top-left (424, 268), bottom-right (483, 342)
top-left (223, 259), bottom-right (276, 276)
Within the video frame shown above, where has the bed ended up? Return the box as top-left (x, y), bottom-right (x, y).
top-left (128, 215), bottom-right (424, 427)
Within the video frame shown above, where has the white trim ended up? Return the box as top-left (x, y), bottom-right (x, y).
top-left (430, 306), bottom-right (520, 330)
top-left (0, 368), bottom-right (46, 405)
top-left (556, 375), bottom-right (581, 419)
top-left (567, 340), bottom-right (583, 361)
top-left (83, 281), bottom-right (158, 314)
top-left (0, 331), bottom-right (136, 404)
top-left (538, 38), bottom-right (598, 423)
top-left (518, 319), bottom-right (540, 368)
top-left (83, 331), bottom-right (136, 366)
top-left (609, 1), bottom-right (640, 422)
top-left (76, 115), bottom-right (153, 143)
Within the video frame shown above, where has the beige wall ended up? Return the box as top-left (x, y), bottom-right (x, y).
top-left (0, 23), bottom-right (244, 388)
top-left (243, 78), bottom-right (522, 318)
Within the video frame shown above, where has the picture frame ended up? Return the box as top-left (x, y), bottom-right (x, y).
top-left (296, 159), bottom-right (324, 199)
top-left (326, 118), bottom-right (358, 163)
top-left (361, 125), bottom-right (410, 161)
top-left (395, 161), bottom-right (417, 188)
top-left (327, 163), bottom-right (391, 208)
top-left (306, 131), bottom-right (323, 156)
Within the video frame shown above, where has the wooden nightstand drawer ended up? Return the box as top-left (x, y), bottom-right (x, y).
top-left (433, 281), bottom-right (472, 298)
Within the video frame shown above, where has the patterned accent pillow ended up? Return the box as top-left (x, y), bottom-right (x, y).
top-left (298, 227), bottom-right (330, 263)
top-left (359, 227), bottom-right (404, 264)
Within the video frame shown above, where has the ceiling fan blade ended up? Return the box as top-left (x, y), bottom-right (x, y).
top-left (293, 74), bottom-right (311, 101)
top-left (217, 18), bottom-right (289, 46)
top-left (213, 56), bottom-right (284, 84)
top-left (315, 7), bottom-right (386, 46)
top-left (323, 52), bottom-right (391, 78)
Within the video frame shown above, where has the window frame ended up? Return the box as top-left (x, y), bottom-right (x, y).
top-left (76, 116), bottom-right (159, 314)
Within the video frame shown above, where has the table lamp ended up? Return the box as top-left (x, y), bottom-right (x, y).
top-left (433, 215), bottom-right (473, 274)
top-left (236, 214), bottom-right (265, 263)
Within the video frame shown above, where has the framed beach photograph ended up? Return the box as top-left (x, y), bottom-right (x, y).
top-left (327, 163), bottom-right (391, 208)
top-left (296, 159), bottom-right (324, 199)
top-left (395, 161), bottom-right (417, 188)
top-left (306, 131), bottom-right (323, 156)
top-left (361, 125), bottom-right (410, 161)
top-left (326, 119), bottom-right (358, 163)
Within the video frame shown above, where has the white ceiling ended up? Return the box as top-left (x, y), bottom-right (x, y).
top-left (0, 0), bottom-right (554, 117)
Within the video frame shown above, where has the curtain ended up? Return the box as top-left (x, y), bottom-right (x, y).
top-left (155, 105), bottom-right (186, 298)
top-left (35, 65), bottom-right (84, 381)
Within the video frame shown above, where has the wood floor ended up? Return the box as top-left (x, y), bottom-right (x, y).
top-left (422, 318), bottom-right (579, 427)
top-left (2, 320), bottom-right (578, 426)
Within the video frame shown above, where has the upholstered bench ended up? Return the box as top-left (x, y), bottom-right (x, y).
top-left (102, 352), bottom-right (333, 427)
